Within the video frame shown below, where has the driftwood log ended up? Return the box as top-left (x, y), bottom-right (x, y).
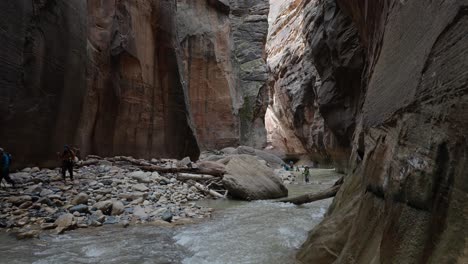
top-left (188, 180), bottom-right (225, 199)
top-left (111, 156), bottom-right (225, 177)
top-left (276, 184), bottom-right (341, 205)
top-left (176, 173), bottom-right (216, 181)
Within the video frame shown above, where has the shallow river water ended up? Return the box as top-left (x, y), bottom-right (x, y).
top-left (0, 169), bottom-right (340, 264)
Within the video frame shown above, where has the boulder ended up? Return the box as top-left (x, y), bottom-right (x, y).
top-left (133, 206), bottom-right (148, 219)
top-left (71, 193), bottom-right (89, 205)
top-left (132, 184), bottom-right (149, 192)
top-left (93, 200), bottom-right (113, 215)
top-left (40, 189), bottom-right (54, 197)
top-left (161, 211), bottom-right (173, 223)
top-left (176, 157), bottom-right (192, 168)
top-left (128, 171), bottom-right (152, 183)
top-left (222, 155), bottom-right (288, 200)
top-left (54, 213), bottom-right (75, 234)
top-left (69, 204), bottom-right (89, 214)
top-left (111, 201), bottom-right (125, 216)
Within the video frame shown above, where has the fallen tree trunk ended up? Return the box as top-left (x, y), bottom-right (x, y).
top-left (139, 165), bottom-right (224, 177)
top-left (189, 181), bottom-right (225, 199)
top-left (276, 185), bottom-right (341, 205)
top-left (176, 173), bottom-right (216, 181)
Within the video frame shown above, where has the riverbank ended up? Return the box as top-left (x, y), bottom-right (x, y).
top-left (0, 149), bottom-right (302, 239)
top-left (0, 169), bottom-right (341, 263)
top-left (0, 158), bottom-right (218, 239)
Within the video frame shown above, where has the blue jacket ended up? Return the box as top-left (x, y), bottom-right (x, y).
top-left (1, 153), bottom-right (11, 170)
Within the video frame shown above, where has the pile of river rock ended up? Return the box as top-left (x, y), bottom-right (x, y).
top-left (0, 146), bottom-right (296, 239)
top-left (0, 159), bottom-right (215, 239)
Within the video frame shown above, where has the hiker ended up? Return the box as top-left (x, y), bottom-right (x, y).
top-left (303, 166), bottom-right (310, 183)
top-left (59, 145), bottom-right (76, 183)
top-left (289, 161), bottom-right (294, 171)
top-left (0, 148), bottom-right (16, 188)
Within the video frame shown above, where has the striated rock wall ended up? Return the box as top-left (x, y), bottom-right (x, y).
top-left (298, 0), bottom-right (468, 263)
top-left (83, 0), bottom-right (199, 161)
top-left (266, 0), bottom-right (363, 169)
top-left (177, 0), bottom-right (270, 150)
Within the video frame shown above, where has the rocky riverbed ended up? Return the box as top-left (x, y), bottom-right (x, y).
top-left (0, 159), bottom-right (218, 239)
top-left (0, 149), bottom-right (297, 240)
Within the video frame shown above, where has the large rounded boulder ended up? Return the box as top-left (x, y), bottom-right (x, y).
top-left (222, 155), bottom-right (288, 200)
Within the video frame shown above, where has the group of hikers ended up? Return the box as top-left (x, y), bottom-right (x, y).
top-left (284, 160), bottom-right (312, 183)
top-left (0, 145), bottom-right (77, 188)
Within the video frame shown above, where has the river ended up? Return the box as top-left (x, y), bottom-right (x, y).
top-left (0, 169), bottom-right (340, 264)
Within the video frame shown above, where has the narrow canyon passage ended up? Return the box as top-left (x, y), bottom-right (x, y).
top-left (0, 0), bottom-right (467, 263)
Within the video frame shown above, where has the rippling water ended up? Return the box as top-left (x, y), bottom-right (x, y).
top-left (0, 169), bottom-right (340, 264)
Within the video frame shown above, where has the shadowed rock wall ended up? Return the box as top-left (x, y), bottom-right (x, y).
top-left (0, 0), bottom-right (200, 167)
top-left (266, 0), bottom-right (363, 169)
top-left (298, 1), bottom-right (468, 263)
top-left (0, 0), bottom-right (88, 167)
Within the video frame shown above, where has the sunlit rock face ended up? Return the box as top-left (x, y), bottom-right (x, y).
top-left (84, 0), bottom-right (199, 161)
top-left (298, 0), bottom-right (468, 263)
top-left (266, 0), bottom-right (363, 168)
top-left (177, 0), bottom-right (270, 150)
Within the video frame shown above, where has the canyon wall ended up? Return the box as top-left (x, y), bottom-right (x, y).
top-left (83, 0), bottom-right (199, 161)
top-left (177, 0), bottom-right (270, 150)
top-left (297, 0), bottom-right (468, 263)
top-left (0, 0), bottom-right (270, 167)
top-left (0, 0), bottom-right (199, 167)
top-left (266, 0), bottom-right (363, 169)
top-left (0, 0), bottom-right (88, 167)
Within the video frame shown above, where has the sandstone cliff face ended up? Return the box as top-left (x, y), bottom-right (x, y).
top-left (177, 0), bottom-right (270, 150)
top-left (0, 0), bottom-right (200, 166)
top-left (298, 1), bottom-right (468, 263)
top-left (0, 0), bottom-right (88, 166)
top-left (84, 0), bottom-right (199, 161)
top-left (266, 0), bottom-right (363, 168)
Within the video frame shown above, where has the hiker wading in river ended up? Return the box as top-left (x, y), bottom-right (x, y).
top-left (0, 148), bottom-right (16, 188)
top-left (59, 145), bottom-right (76, 183)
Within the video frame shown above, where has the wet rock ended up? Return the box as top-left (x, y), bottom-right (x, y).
top-left (69, 204), bottom-right (89, 214)
top-left (54, 213), bottom-right (75, 234)
top-left (16, 229), bottom-right (40, 240)
top-left (222, 155), bottom-right (288, 200)
top-left (121, 220), bottom-right (130, 228)
top-left (71, 193), bottom-right (89, 205)
top-left (104, 216), bottom-right (119, 225)
top-left (161, 211), bottom-right (173, 223)
top-left (111, 201), bottom-right (125, 216)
